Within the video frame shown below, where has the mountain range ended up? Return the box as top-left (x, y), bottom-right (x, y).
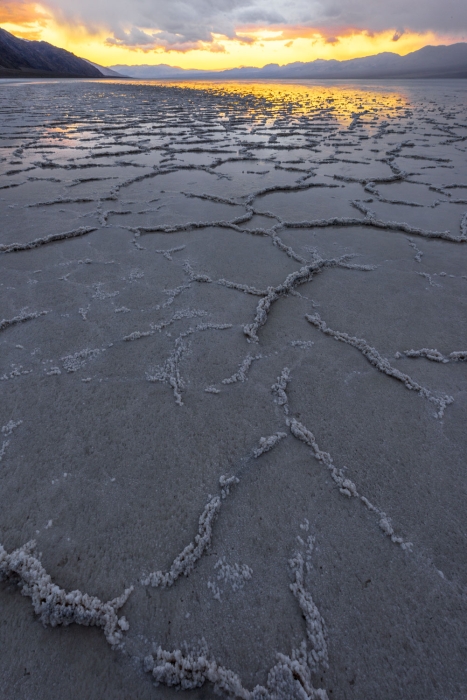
top-left (1, 26), bottom-right (466, 81)
top-left (111, 43), bottom-right (467, 80)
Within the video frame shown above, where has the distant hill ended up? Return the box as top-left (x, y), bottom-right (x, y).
top-left (0, 27), bottom-right (103, 78)
top-left (85, 60), bottom-right (126, 78)
top-left (111, 43), bottom-right (467, 81)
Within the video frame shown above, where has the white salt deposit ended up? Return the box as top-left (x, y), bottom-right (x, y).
top-left (61, 348), bottom-right (102, 374)
top-left (1, 419), bottom-right (23, 437)
top-left (407, 238), bottom-right (424, 262)
top-left (0, 227), bottom-right (98, 253)
top-left (142, 476), bottom-right (238, 588)
top-left (0, 309), bottom-right (49, 333)
top-left (288, 415), bottom-right (411, 548)
top-left (144, 528), bottom-right (328, 699)
top-left (306, 314), bottom-right (453, 418)
top-left (222, 354), bottom-right (262, 384)
top-left (146, 323), bottom-right (232, 405)
top-left (271, 367), bottom-right (291, 414)
top-left (243, 255), bottom-right (358, 342)
top-left (396, 348), bottom-right (467, 363)
top-left (213, 557), bottom-right (253, 591)
top-left (252, 432), bottom-right (287, 458)
top-left (0, 541), bottom-right (133, 648)
top-left (141, 496), bottom-right (222, 587)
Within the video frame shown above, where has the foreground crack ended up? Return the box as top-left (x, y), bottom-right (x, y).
top-left (0, 541), bottom-right (133, 648)
top-left (306, 313), bottom-right (453, 418)
top-left (0, 226), bottom-right (98, 253)
top-left (243, 254), bottom-right (370, 343)
top-left (143, 532), bottom-right (328, 699)
top-left (141, 475), bottom-right (239, 589)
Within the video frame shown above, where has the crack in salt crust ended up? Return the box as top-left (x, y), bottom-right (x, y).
top-left (0, 541), bottom-right (133, 648)
top-left (143, 530), bottom-right (328, 699)
top-left (142, 475), bottom-right (239, 588)
top-left (306, 314), bottom-right (453, 418)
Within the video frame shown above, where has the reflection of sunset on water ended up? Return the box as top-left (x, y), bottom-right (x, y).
top-left (123, 80), bottom-right (409, 127)
top-left (100, 79), bottom-right (409, 128)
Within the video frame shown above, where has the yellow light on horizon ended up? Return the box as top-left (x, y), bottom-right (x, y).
top-left (1, 13), bottom-right (460, 70)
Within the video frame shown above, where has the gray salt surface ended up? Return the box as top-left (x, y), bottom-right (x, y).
top-left (0, 78), bottom-right (467, 700)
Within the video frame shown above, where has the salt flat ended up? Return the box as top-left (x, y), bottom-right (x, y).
top-left (0, 78), bottom-right (466, 700)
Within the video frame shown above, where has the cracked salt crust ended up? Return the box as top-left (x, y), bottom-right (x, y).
top-left (0, 79), bottom-right (466, 700)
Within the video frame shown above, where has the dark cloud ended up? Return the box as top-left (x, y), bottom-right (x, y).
top-left (308, 0), bottom-right (467, 35)
top-left (236, 8), bottom-right (286, 24)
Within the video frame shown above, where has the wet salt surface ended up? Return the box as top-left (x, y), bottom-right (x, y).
top-left (0, 78), bottom-right (466, 699)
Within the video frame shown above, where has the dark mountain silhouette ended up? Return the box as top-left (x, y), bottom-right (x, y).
top-left (111, 43), bottom-right (467, 81)
top-left (0, 27), bottom-right (103, 78)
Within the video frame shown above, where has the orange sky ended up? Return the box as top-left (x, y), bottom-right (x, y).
top-left (0, 1), bottom-right (462, 69)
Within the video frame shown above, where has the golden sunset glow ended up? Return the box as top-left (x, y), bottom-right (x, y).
top-left (0, 4), bottom-right (461, 70)
top-left (143, 81), bottom-right (409, 127)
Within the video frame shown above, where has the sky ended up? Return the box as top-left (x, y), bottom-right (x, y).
top-left (1, 0), bottom-right (466, 69)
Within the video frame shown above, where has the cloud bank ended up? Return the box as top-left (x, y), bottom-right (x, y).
top-left (9, 0), bottom-right (467, 51)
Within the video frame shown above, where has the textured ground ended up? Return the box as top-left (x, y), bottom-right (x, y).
top-left (0, 78), bottom-right (466, 700)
